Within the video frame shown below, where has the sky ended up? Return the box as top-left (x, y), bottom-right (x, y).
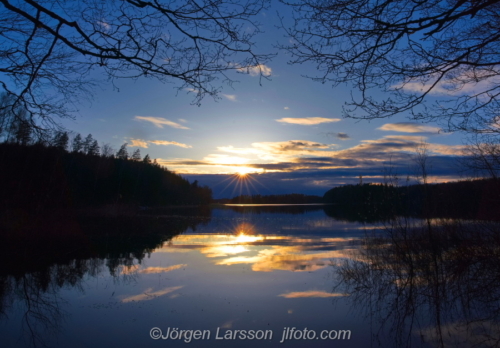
top-left (58, 3), bottom-right (470, 198)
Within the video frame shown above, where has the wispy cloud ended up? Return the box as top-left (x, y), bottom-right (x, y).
top-left (215, 140), bottom-right (337, 164)
top-left (130, 139), bottom-right (149, 148)
top-left (276, 117), bottom-right (341, 125)
top-left (217, 145), bottom-right (261, 155)
top-left (237, 64), bottom-right (272, 77)
top-left (96, 20), bottom-right (110, 30)
top-left (428, 143), bottom-right (466, 155)
top-left (378, 123), bottom-right (441, 134)
top-left (150, 140), bottom-right (192, 148)
top-left (159, 135), bottom-right (464, 179)
top-left (127, 139), bottom-right (192, 149)
top-left (326, 132), bottom-right (350, 140)
top-left (204, 154), bottom-right (250, 165)
top-left (222, 94), bottom-right (237, 102)
top-left (134, 116), bottom-right (189, 129)
top-left (121, 286), bottom-right (183, 303)
top-left (120, 264), bottom-right (187, 275)
top-left (394, 69), bottom-right (500, 97)
top-left (252, 140), bottom-right (334, 156)
top-left (284, 106), bottom-right (290, 110)
top-left (139, 264), bottom-right (187, 274)
top-left (279, 291), bottom-right (348, 298)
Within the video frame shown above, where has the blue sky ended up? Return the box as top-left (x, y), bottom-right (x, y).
top-left (58, 4), bottom-right (469, 198)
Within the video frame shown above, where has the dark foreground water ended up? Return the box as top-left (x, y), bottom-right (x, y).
top-left (1, 205), bottom-right (499, 348)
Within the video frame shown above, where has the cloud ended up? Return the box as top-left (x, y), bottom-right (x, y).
top-left (251, 140), bottom-right (335, 157)
top-left (326, 132), bottom-right (350, 140)
top-left (284, 106), bottom-right (290, 110)
top-left (130, 139), bottom-right (149, 148)
top-left (166, 136), bottom-right (461, 172)
top-left (120, 264), bottom-right (187, 275)
top-left (181, 157), bottom-right (463, 196)
top-left (204, 154), bottom-right (250, 165)
top-left (96, 20), bottom-right (110, 30)
top-left (276, 117), bottom-right (341, 125)
top-left (158, 233), bottom-right (362, 273)
top-left (120, 265), bottom-right (140, 275)
top-left (378, 123), bottom-right (442, 134)
top-left (394, 69), bottom-right (500, 97)
top-left (150, 140), bottom-right (192, 148)
top-left (222, 94), bottom-right (237, 101)
top-left (238, 64), bottom-right (272, 77)
top-left (216, 140), bottom-right (337, 162)
top-left (279, 291), bottom-right (348, 298)
top-left (127, 139), bottom-right (193, 149)
top-left (121, 286), bottom-right (183, 303)
top-left (159, 135), bottom-right (465, 188)
top-left (217, 248), bottom-right (352, 272)
top-left (134, 116), bottom-right (189, 129)
top-left (216, 145), bottom-right (261, 155)
top-left (139, 264), bottom-right (187, 274)
top-left (428, 143), bottom-right (466, 155)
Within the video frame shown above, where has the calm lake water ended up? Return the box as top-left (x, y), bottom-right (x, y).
top-left (1, 205), bottom-right (499, 348)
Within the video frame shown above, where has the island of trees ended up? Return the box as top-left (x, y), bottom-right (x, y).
top-left (322, 179), bottom-right (500, 221)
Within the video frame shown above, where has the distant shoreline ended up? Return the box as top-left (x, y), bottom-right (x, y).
top-left (223, 203), bottom-right (331, 207)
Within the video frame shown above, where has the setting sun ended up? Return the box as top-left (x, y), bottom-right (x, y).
top-left (233, 166), bottom-right (256, 176)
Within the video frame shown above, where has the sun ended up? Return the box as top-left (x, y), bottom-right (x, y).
top-left (234, 166), bottom-right (254, 177)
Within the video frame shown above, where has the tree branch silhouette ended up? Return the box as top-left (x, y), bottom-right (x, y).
top-left (0, 0), bottom-right (273, 129)
top-left (279, 0), bottom-right (500, 134)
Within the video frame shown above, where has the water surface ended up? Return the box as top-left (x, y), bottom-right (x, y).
top-left (1, 205), bottom-right (498, 347)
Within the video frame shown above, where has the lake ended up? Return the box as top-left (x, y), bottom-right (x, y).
top-left (1, 205), bottom-right (499, 347)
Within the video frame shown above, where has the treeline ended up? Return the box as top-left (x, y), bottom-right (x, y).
top-left (0, 135), bottom-right (212, 211)
top-left (228, 193), bottom-right (323, 204)
top-left (323, 179), bottom-right (500, 220)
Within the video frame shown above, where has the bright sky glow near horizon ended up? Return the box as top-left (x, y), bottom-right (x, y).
top-left (58, 4), bottom-right (471, 198)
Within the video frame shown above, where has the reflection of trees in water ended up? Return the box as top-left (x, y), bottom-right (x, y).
top-left (0, 213), bottom-right (210, 347)
top-left (225, 204), bottom-right (325, 215)
top-left (1, 258), bottom-right (142, 347)
top-left (334, 218), bottom-right (500, 347)
top-left (323, 204), bottom-right (394, 223)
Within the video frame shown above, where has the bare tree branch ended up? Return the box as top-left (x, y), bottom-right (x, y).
top-left (0, 0), bottom-right (273, 129)
top-left (279, 0), bottom-right (500, 134)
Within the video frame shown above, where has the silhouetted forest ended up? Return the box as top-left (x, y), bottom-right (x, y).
top-left (0, 140), bottom-right (212, 212)
top-left (227, 193), bottom-right (323, 204)
top-left (323, 179), bottom-right (500, 221)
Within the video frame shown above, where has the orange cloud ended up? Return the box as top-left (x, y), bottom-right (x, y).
top-left (139, 264), bottom-right (187, 274)
top-left (149, 140), bottom-right (192, 148)
top-left (134, 116), bottom-right (189, 129)
top-left (130, 139), bottom-right (149, 148)
top-left (121, 286), bottom-right (183, 303)
top-left (279, 291), bottom-right (348, 298)
top-left (276, 117), bottom-right (341, 125)
top-left (378, 123), bottom-right (441, 134)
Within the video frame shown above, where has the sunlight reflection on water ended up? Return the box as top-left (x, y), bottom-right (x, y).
top-left (3, 206), bottom-right (497, 347)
